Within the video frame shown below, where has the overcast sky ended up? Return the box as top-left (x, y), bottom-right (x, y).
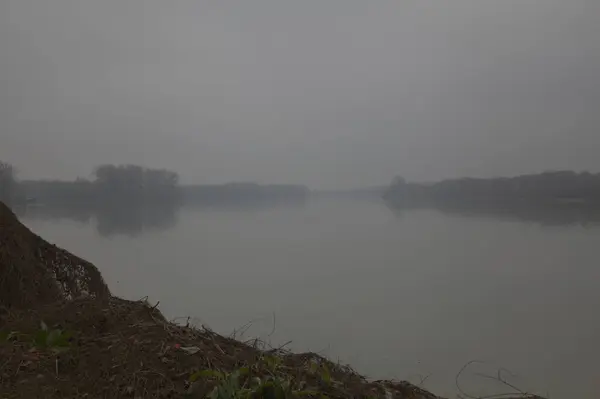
top-left (1, 0), bottom-right (599, 189)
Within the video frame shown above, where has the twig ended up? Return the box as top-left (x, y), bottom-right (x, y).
top-left (0, 357), bottom-right (12, 374)
top-left (474, 372), bottom-right (526, 397)
top-left (456, 360), bottom-right (487, 399)
top-left (268, 312), bottom-right (276, 337)
top-left (416, 373), bottom-right (431, 388)
top-left (214, 342), bottom-right (225, 355)
top-left (456, 360), bottom-right (541, 399)
top-left (230, 318), bottom-right (261, 339)
top-left (14, 360), bottom-right (25, 376)
top-left (267, 340), bottom-right (292, 354)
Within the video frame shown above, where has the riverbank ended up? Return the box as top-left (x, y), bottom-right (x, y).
top-left (0, 296), bottom-right (443, 398)
top-left (0, 201), bottom-right (542, 398)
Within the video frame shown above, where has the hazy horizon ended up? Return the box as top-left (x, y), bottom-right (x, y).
top-left (2, 0), bottom-right (600, 189)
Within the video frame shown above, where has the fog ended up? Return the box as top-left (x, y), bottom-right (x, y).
top-left (1, 0), bottom-right (599, 189)
top-left (4, 3), bottom-right (600, 396)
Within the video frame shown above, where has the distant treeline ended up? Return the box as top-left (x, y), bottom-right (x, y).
top-left (0, 160), bottom-right (309, 208)
top-left (15, 164), bottom-right (180, 206)
top-left (384, 171), bottom-right (600, 206)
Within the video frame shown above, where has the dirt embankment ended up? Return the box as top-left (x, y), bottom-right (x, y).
top-left (0, 201), bottom-right (541, 399)
top-left (0, 201), bottom-right (109, 308)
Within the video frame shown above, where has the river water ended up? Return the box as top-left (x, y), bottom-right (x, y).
top-left (18, 198), bottom-right (600, 398)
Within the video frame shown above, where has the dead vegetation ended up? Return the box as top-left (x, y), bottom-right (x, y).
top-left (0, 201), bottom-right (544, 398)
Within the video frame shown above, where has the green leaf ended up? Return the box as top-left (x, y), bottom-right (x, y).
top-left (208, 387), bottom-right (219, 399)
top-left (251, 376), bottom-right (263, 387)
top-left (320, 364), bottom-right (332, 384)
top-left (46, 330), bottom-right (61, 346)
top-left (264, 355), bottom-right (281, 373)
top-left (46, 329), bottom-right (70, 350)
top-left (189, 369), bottom-right (224, 382)
top-left (0, 331), bottom-right (17, 342)
top-left (228, 371), bottom-right (241, 390)
top-left (34, 330), bottom-right (49, 348)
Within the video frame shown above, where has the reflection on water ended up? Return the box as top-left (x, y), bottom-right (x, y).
top-left (14, 203), bottom-right (178, 237)
top-left (14, 200), bottom-right (308, 237)
top-left (388, 200), bottom-right (600, 227)
top-left (95, 205), bottom-right (179, 237)
top-left (18, 198), bottom-right (600, 234)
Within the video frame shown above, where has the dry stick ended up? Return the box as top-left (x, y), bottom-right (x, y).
top-left (456, 360), bottom-right (488, 399)
top-left (472, 373), bottom-right (536, 399)
top-left (213, 339), bottom-right (225, 355)
top-left (231, 318), bottom-right (261, 340)
top-left (268, 312), bottom-right (276, 337)
top-left (0, 357), bottom-right (12, 374)
top-left (268, 340), bottom-right (292, 354)
top-left (474, 373), bottom-right (526, 396)
top-left (14, 360), bottom-right (24, 376)
top-left (456, 360), bottom-right (541, 399)
top-left (416, 373), bottom-right (431, 388)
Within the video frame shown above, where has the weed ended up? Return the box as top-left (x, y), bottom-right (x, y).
top-left (189, 357), bottom-right (322, 399)
top-left (33, 320), bottom-right (71, 353)
top-left (0, 330), bottom-right (18, 342)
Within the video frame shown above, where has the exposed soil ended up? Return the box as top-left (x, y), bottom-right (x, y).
top-left (0, 201), bottom-right (543, 399)
top-left (0, 201), bottom-right (109, 309)
top-left (0, 296), bottom-right (444, 399)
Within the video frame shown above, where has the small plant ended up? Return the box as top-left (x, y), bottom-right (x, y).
top-left (262, 355), bottom-right (281, 375)
top-left (307, 360), bottom-right (332, 385)
top-left (0, 330), bottom-right (18, 343)
top-left (33, 321), bottom-right (71, 353)
top-left (189, 360), bottom-right (319, 399)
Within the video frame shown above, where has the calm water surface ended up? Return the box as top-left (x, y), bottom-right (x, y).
top-left (20, 199), bottom-right (600, 398)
